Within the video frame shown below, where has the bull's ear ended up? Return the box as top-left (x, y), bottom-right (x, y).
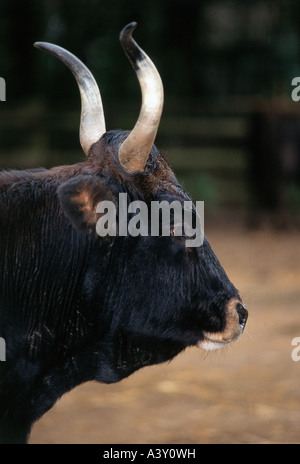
top-left (57, 175), bottom-right (116, 231)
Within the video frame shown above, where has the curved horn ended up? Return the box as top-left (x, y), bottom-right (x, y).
top-left (119, 23), bottom-right (164, 172)
top-left (34, 42), bottom-right (106, 156)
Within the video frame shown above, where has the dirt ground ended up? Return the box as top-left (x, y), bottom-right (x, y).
top-left (29, 219), bottom-right (300, 444)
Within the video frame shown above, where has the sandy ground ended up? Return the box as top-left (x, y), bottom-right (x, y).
top-left (29, 221), bottom-right (300, 444)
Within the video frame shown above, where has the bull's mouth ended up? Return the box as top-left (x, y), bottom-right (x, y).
top-left (197, 298), bottom-right (248, 352)
top-left (197, 330), bottom-right (243, 351)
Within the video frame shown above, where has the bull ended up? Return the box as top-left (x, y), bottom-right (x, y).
top-left (0, 23), bottom-right (248, 444)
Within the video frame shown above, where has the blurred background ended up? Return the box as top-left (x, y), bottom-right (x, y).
top-left (1, 0), bottom-right (300, 444)
top-left (2, 0), bottom-right (300, 223)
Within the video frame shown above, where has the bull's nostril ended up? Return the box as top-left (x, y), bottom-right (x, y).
top-left (236, 302), bottom-right (248, 326)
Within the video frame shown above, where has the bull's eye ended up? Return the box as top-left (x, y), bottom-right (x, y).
top-left (170, 218), bottom-right (197, 243)
top-left (170, 224), bottom-right (183, 237)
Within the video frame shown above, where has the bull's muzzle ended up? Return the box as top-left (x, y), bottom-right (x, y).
top-left (198, 297), bottom-right (248, 351)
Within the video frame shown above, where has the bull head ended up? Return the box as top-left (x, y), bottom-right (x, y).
top-left (35, 22), bottom-right (248, 350)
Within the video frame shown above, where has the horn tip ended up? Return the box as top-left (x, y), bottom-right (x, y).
top-left (120, 22), bottom-right (138, 41)
top-left (33, 41), bottom-right (51, 52)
